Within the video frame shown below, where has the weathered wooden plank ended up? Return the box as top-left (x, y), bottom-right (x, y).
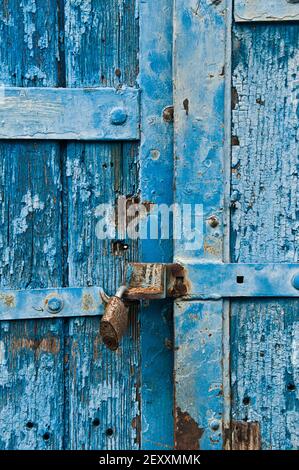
top-left (0, 0), bottom-right (65, 450)
top-left (138, 0), bottom-right (174, 450)
top-left (231, 421), bottom-right (261, 450)
top-left (231, 24), bottom-right (299, 449)
top-left (64, 0), bottom-right (140, 450)
top-left (173, 0), bottom-right (227, 450)
top-left (0, 87), bottom-right (139, 140)
top-left (235, 0), bottom-right (299, 22)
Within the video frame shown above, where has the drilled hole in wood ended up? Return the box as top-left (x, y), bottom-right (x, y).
top-left (106, 428), bottom-right (114, 437)
top-left (26, 421), bottom-right (34, 429)
top-left (243, 396), bottom-right (250, 406)
top-left (43, 432), bottom-right (50, 441)
top-left (287, 383), bottom-right (296, 392)
top-left (92, 418), bottom-right (100, 427)
top-left (237, 276), bottom-right (244, 284)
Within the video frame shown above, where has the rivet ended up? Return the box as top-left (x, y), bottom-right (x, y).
top-left (110, 108), bottom-right (127, 125)
top-left (292, 273), bottom-right (299, 290)
top-left (210, 420), bottom-right (220, 431)
top-left (46, 297), bottom-right (64, 314)
top-left (208, 215), bottom-right (219, 228)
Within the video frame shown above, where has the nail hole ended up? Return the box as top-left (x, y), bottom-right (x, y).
top-left (237, 276), bottom-right (244, 284)
top-left (287, 383), bottom-right (296, 392)
top-left (43, 432), bottom-right (50, 441)
top-left (183, 98), bottom-right (189, 115)
top-left (106, 428), bottom-right (114, 437)
top-left (243, 396), bottom-right (250, 405)
top-left (26, 421), bottom-right (34, 429)
top-left (92, 418), bottom-right (100, 427)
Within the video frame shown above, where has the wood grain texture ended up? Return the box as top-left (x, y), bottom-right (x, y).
top-left (0, 0), bottom-right (65, 450)
top-left (234, 0), bottom-right (299, 22)
top-left (231, 24), bottom-right (299, 450)
top-left (138, 0), bottom-right (174, 450)
top-left (231, 421), bottom-right (261, 450)
top-left (64, 0), bottom-right (140, 450)
top-left (173, 0), bottom-right (227, 450)
top-left (64, 0), bottom-right (138, 88)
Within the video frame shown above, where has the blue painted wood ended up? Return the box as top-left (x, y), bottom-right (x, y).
top-left (231, 23), bottom-right (299, 449)
top-left (0, 87), bottom-right (139, 140)
top-left (173, 0), bottom-right (227, 450)
top-left (235, 0), bottom-right (299, 22)
top-left (64, 0), bottom-right (141, 450)
top-left (138, 0), bottom-right (174, 450)
top-left (0, 0), bottom-right (141, 451)
top-left (0, 0), bottom-right (65, 450)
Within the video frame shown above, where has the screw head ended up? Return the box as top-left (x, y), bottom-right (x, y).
top-left (110, 108), bottom-right (127, 125)
top-left (210, 420), bottom-right (220, 431)
top-left (46, 297), bottom-right (64, 314)
top-left (208, 215), bottom-right (219, 228)
top-left (292, 273), bottom-right (299, 290)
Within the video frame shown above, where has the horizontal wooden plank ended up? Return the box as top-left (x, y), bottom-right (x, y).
top-left (234, 0), bottom-right (299, 22)
top-left (0, 87), bottom-right (139, 140)
top-left (0, 287), bottom-right (105, 320)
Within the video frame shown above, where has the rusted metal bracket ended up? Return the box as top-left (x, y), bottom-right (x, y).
top-left (125, 263), bottom-right (188, 300)
top-left (0, 263), bottom-right (187, 321)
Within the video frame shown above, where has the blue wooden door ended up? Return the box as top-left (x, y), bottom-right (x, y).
top-left (0, 0), bottom-right (173, 450)
top-left (173, 0), bottom-right (299, 451)
top-left (0, 0), bottom-right (298, 451)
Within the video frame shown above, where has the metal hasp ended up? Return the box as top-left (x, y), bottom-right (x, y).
top-left (1, 263), bottom-right (299, 322)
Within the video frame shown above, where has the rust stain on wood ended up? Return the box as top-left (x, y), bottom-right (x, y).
top-left (175, 407), bottom-right (204, 450)
top-left (231, 420), bottom-right (261, 450)
top-left (12, 337), bottom-right (60, 355)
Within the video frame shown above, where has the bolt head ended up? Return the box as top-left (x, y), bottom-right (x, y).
top-left (210, 420), bottom-right (220, 431)
top-left (292, 273), bottom-right (299, 290)
top-left (208, 215), bottom-right (219, 228)
top-left (47, 297), bottom-right (64, 314)
top-left (110, 108), bottom-right (127, 125)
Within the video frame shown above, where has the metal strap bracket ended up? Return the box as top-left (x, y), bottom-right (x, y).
top-left (1, 263), bottom-right (299, 320)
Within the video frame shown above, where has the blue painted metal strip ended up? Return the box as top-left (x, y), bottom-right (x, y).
top-left (234, 0), bottom-right (299, 22)
top-left (173, 0), bottom-right (227, 450)
top-left (175, 301), bottom-right (223, 449)
top-left (0, 87), bottom-right (139, 140)
top-left (0, 287), bottom-right (104, 320)
top-left (184, 263), bottom-right (299, 299)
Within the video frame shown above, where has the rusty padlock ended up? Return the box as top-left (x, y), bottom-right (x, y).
top-left (100, 286), bottom-right (129, 351)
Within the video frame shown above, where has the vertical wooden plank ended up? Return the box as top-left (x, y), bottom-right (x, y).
top-left (64, 0), bottom-right (140, 449)
top-left (231, 24), bottom-right (299, 450)
top-left (0, 1), bottom-right (65, 449)
top-left (173, 0), bottom-right (228, 449)
top-left (138, 0), bottom-right (174, 449)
